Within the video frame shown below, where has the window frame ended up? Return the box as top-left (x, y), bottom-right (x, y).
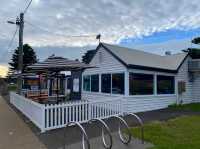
top-left (112, 73), bottom-right (125, 95)
top-left (129, 72), bottom-right (154, 95)
top-left (157, 75), bottom-right (175, 95)
top-left (83, 75), bottom-right (91, 92)
top-left (101, 73), bottom-right (112, 94)
top-left (91, 74), bottom-right (99, 92)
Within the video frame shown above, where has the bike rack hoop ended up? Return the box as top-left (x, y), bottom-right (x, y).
top-left (89, 118), bottom-right (113, 149)
top-left (64, 121), bottom-right (90, 149)
top-left (110, 116), bottom-right (132, 145)
top-left (126, 113), bottom-right (144, 144)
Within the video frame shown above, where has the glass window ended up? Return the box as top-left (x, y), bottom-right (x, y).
top-left (129, 73), bottom-right (154, 95)
top-left (101, 74), bottom-right (111, 93)
top-left (157, 75), bottom-right (175, 94)
top-left (112, 73), bottom-right (124, 94)
top-left (67, 78), bottom-right (71, 89)
top-left (91, 74), bottom-right (99, 92)
top-left (83, 75), bottom-right (90, 91)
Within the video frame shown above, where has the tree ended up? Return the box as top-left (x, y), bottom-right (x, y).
top-left (192, 37), bottom-right (200, 45)
top-left (82, 49), bottom-right (96, 64)
top-left (9, 44), bottom-right (37, 73)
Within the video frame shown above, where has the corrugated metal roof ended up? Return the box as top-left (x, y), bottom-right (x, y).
top-left (101, 43), bottom-right (188, 71)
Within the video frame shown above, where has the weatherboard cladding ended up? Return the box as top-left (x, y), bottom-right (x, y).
top-left (191, 73), bottom-right (200, 103)
top-left (83, 46), bottom-right (126, 74)
top-left (100, 43), bottom-right (188, 73)
top-left (176, 56), bottom-right (193, 104)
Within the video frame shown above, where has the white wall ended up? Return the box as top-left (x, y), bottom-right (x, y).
top-left (124, 95), bottom-right (177, 113)
top-left (82, 46), bottom-right (127, 101)
top-left (190, 72), bottom-right (200, 102)
top-left (83, 46), bottom-right (126, 75)
top-left (176, 56), bottom-right (193, 104)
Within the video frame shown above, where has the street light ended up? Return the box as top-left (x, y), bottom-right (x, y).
top-left (7, 15), bottom-right (23, 94)
top-left (7, 21), bottom-right (16, 24)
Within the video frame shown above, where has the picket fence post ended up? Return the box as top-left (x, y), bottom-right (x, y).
top-left (88, 101), bottom-right (91, 120)
top-left (41, 105), bottom-right (46, 133)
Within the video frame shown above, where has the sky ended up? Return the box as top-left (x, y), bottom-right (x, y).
top-left (1, 0), bottom-right (200, 77)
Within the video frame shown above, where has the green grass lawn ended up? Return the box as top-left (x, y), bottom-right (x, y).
top-left (130, 115), bottom-right (200, 149)
top-left (168, 103), bottom-right (200, 112)
top-left (7, 84), bottom-right (17, 92)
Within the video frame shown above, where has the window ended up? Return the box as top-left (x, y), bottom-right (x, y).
top-left (83, 75), bottom-right (90, 91)
top-left (157, 75), bottom-right (175, 94)
top-left (101, 74), bottom-right (111, 93)
top-left (91, 75), bottom-right (99, 92)
top-left (129, 73), bottom-right (154, 95)
top-left (67, 78), bottom-right (71, 89)
top-left (112, 73), bottom-right (124, 94)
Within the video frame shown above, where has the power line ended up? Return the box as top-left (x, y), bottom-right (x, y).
top-left (24, 0), bottom-right (33, 14)
top-left (25, 20), bottom-right (97, 38)
top-left (0, 27), bottom-right (18, 60)
top-left (7, 27), bottom-right (18, 50)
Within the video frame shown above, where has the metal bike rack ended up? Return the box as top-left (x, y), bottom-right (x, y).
top-left (64, 122), bottom-right (90, 149)
top-left (111, 116), bottom-right (132, 145)
top-left (89, 118), bottom-right (113, 149)
top-left (126, 113), bottom-right (144, 144)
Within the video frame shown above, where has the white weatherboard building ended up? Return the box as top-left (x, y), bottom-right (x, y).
top-left (82, 43), bottom-right (200, 113)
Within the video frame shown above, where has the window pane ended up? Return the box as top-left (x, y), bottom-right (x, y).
top-left (112, 73), bottom-right (124, 94)
top-left (83, 75), bottom-right (90, 91)
top-left (157, 75), bottom-right (175, 94)
top-left (129, 73), bottom-right (154, 95)
top-left (91, 75), bottom-right (99, 92)
top-left (101, 74), bottom-right (111, 93)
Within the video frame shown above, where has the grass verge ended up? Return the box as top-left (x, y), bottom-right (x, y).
top-left (7, 84), bottom-right (17, 92)
top-left (168, 103), bottom-right (200, 112)
top-left (130, 115), bottom-right (200, 149)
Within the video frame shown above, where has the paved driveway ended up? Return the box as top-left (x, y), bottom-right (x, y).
top-left (0, 96), bottom-right (47, 149)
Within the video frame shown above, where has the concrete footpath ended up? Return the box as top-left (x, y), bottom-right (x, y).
top-left (61, 132), bottom-right (153, 149)
top-left (0, 96), bottom-right (47, 149)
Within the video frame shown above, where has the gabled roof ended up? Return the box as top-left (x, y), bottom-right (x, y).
top-left (98, 43), bottom-right (188, 73)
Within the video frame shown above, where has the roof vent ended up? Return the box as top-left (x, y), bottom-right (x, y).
top-left (165, 51), bottom-right (171, 55)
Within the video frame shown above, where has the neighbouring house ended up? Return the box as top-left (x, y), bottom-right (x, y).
top-left (82, 42), bottom-right (200, 113)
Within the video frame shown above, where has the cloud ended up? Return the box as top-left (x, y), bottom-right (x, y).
top-left (1, 0), bottom-right (200, 47)
top-left (127, 38), bottom-right (200, 55)
top-left (1, 0), bottom-right (200, 67)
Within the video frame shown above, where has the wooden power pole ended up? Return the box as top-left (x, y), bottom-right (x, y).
top-left (16, 13), bottom-right (24, 94)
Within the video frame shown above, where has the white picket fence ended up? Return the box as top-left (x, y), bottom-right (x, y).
top-left (10, 92), bottom-right (123, 132)
top-left (10, 92), bottom-right (45, 131)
